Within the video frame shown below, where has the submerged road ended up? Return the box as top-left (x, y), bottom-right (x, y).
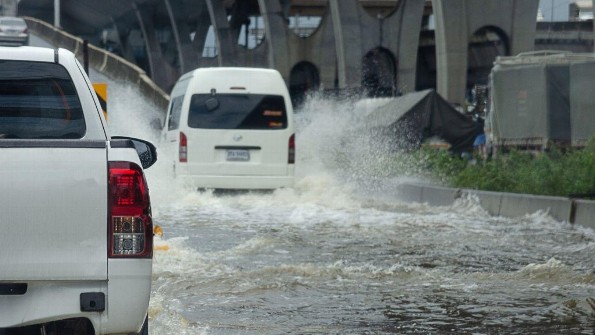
top-left (144, 97), bottom-right (595, 334)
top-left (30, 34), bottom-right (595, 334)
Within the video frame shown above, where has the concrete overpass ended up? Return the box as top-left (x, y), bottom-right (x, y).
top-left (18, 0), bottom-right (541, 106)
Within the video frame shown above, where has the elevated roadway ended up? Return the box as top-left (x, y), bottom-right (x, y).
top-left (19, 0), bottom-right (540, 106)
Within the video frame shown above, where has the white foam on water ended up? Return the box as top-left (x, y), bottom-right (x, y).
top-left (104, 83), bottom-right (595, 334)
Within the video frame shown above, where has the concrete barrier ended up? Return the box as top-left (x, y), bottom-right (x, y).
top-left (23, 16), bottom-right (170, 116)
top-left (498, 192), bottom-right (573, 222)
top-left (400, 183), bottom-right (594, 230)
top-left (461, 189), bottom-right (503, 216)
top-left (573, 200), bottom-right (595, 230)
top-left (420, 185), bottom-right (460, 206)
top-left (395, 183), bottom-right (423, 203)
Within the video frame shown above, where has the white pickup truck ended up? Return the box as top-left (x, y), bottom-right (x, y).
top-left (0, 47), bottom-right (156, 335)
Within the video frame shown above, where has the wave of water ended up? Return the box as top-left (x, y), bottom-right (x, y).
top-left (107, 84), bottom-right (595, 334)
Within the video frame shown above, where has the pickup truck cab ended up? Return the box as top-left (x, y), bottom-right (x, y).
top-left (0, 47), bottom-right (156, 334)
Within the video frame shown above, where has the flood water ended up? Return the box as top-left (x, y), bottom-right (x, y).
top-left (102, 63), bottom-right (595, 334)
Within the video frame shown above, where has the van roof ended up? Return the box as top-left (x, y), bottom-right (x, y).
top-left (181, 67), bottom-right (281, 80)
top-left (183, 67), bottom-right (289, 96)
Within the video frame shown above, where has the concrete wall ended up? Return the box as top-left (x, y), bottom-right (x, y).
top-left (574, 200), bottom-right (595, 230)
top-left (23, 17), bottom-right (170, 116)
top-left (397, 183), bottom-right (595, 230)
top-left (431, 0), bottom-right (540, 105)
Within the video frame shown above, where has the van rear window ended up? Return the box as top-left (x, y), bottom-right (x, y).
top-left (187, 94), bottom-right (287, 130)
top-left (0, 61), bottom-right (85, 139)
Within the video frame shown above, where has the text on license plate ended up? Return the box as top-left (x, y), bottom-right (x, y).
top-left (226, 149), bottom-right (250, 161)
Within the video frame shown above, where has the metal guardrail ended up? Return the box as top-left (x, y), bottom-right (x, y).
top-left (22, 16), bottom-right (170, 116)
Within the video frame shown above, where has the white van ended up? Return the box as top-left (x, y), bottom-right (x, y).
top-left (162, 67), bottom-right (295, 190)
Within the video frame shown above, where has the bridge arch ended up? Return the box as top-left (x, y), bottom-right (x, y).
top-left (362, 47), bottom-right (396, 97)
top-left (283, 1), bottom-right (326, 38)
top-left (467, 26), bottom-right (510, 91)
top-left (432, 0), bottom-right (539, 105)
top-left (359, 0), bottom-right (400, 19)
top-left (289, 61), bottom-right (320, 106)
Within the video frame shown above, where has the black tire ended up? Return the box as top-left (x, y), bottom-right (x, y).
top-left (137, 315), bottom-right (149, 335)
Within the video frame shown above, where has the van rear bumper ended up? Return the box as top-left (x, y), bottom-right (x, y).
top-left (177, 174), bottom-right (295, 190)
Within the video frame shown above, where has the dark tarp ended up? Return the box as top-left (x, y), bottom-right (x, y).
top-left (569, 61), bottom-right (595, 146)
top-left (365, 89), bottom-right (482, 153)
top-left (491, 61), bottom-right (571, 147)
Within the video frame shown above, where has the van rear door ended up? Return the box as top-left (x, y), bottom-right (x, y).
top-left (184, 93), bottom-right (292, 176)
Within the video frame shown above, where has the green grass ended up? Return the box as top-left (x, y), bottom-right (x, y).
top-left (409, 140), bottom-right (595, 198)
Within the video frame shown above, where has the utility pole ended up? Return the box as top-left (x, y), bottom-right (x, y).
top-left (54, 0), bottom-right (60, 28)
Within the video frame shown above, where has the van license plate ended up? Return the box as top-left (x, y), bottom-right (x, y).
top-left (226, 149), bottom-right (250, 161)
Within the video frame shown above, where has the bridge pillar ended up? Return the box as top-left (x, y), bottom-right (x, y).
top-left (0, 0), bottom-right (18, 17)
top-left (164, 0), bottom-right (199, 74)
top-left (111, 17), bottom-right (136, 63)
top-left (258, 0), bottom-right (291, 76)
top-left (329, 0), bottom-right (424, 95)
top-left (133, 2), bottom-right (178, 90)
top-left (191, 2), bottom-right (216, 67)
top-left (204, 0), bottom-right (268, 68)
top-left (258, 0), bottom-right (337, 97)
top-left (432, 0), bottom-right (539, 106)
top-left (205, 0), bottom-right (237, 66)
top-left (329, 0), bottom-right (364, 90)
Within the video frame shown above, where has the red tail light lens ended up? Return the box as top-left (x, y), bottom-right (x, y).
top-left (108, 162), bottom-right (153, 258)
top-left (288, 134), bottom-right (295, 164)
top-left (179, 132), bottom-right (187, 163)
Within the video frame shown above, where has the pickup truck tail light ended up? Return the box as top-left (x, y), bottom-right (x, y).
top-left (179, 132), bottom-right (187, 163)
top-left (288, 134), bottom-right (295, 164)
top-left (108, 162), bottom-right (153, 258)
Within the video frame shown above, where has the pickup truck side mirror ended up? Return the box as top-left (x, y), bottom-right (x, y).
top-left (111, 136), bottom-right (158, 169)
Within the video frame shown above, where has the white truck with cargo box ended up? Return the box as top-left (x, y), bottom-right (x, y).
top-left (162, 67), bottom-right (295, 190)
top-left (0, 46), bottom-right (156, 335)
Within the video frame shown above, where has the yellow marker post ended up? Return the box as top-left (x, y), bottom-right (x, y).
top-left (92, 83), bottom-right (108, 121)
top-left (153, 225), bottom-right (170, 251)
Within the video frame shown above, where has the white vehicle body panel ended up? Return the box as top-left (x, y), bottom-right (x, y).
top-left (0, 145), bottom-right (107, 281)
top-left (0, 281), bottom-right (107, 328)
top-left (0, 46), bottom-right (152, 334)
top-left (0, 17), bottom-right (29, 46)
top-left (162, 67), bottom-right (295, 189)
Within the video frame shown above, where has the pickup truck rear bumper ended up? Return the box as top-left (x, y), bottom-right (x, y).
top-left (0, 259), bottom-right (151, 335)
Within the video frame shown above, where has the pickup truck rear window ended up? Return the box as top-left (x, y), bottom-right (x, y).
top-left (0, 60), bottom-right (85, 139)
top-left (187, 94), bottom-right (287, 130)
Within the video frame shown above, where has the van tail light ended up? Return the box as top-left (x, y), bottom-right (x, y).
top-left (288, 134), bottom-right (295, 164)
top-left (108, 162), bottom-right (153, 258)
top-left (179, 132), bottom-right (188, 163)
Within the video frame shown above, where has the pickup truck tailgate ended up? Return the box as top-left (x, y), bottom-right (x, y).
top-left (0, 142), bottom-right (107, 281)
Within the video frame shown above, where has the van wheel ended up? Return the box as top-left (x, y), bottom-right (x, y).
top-left (136, 315), bottom-right (149, 335)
